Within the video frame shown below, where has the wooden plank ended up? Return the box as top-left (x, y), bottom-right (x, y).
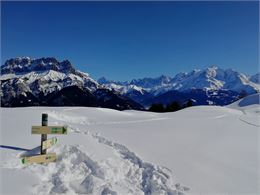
top-left (21, 153), bottom-right (56, 164)
top-left (42, 137), bottom-right (57, 150)
top-left (31, 126), bottom-right (67, 134)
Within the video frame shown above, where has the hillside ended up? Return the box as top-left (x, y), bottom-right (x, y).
top-left (0, 94), bottom-right (259, 194)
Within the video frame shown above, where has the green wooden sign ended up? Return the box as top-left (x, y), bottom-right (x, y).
top-left (21, 153), bottom-right (56, 164)
top-left (31, 126), bottom-right (67, 134)
top-left (42, 137), bottom-right (57, 150)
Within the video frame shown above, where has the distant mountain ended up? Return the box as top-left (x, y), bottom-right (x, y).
top-left (1, 57), bottom-right (143, 110)
top-left (250, 73), bottom-right (260, 84)
top-left (100, 66), bottom-right (260, 94)
top-left (130, 75), bottom-right (172, 90)
top-left (99, 66), bottom-right (260, 106)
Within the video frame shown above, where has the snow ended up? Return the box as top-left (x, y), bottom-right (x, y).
top-left (0, 74), bottom-right (17, 81)
top-left (0, 108), bottom-right (188, 195)
top-left (0, 95), bottom-right (260, 194)
top-left (229, 93), bottom-right (260, 108)
top-left (0, 168), bottom-right (39, 195)
top-left (228, 93), bottom-right (260, 127)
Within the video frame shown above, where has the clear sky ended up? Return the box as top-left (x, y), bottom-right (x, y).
top-left (1, 1), bottom-right (259, 80)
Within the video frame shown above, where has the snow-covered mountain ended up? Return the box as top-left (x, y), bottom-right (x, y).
top-left (99, 66), bottom-right (260, 95)
top-left (170, 66), bottom-right (260, 93)
top-left (99, 66), bottom-right (260, 106)
top-left (0, 57), bottom-right (143, 110)
top-left (1, 57), bottom-right (99, 95)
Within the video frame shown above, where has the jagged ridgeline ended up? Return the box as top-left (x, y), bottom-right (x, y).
top-left (98, 66), bottom-right (260, 106)
top-left (0, 57), bottom-right (143, 110)
top-left (1, 57), bottom-right (260, 109)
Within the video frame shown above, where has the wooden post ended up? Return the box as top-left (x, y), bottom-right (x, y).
top-left (41, 113), bottom-right (48, 155)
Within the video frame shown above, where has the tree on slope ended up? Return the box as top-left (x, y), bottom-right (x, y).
top-left (149, 103), bottom-right (165, 112)
top-left (165, 101), bottom-right (181, 112)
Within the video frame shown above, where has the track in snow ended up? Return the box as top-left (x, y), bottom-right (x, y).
top-left (0, 112), bottom-right (189, 195)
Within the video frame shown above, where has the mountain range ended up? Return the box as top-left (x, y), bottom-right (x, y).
top-left (1, 57), bottom-right (259, 109)
top-left (98, 66), bottom-right (260, 106)
top-left (0, 57), bottom-right (143, 110)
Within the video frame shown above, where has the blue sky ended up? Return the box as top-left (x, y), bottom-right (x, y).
top-left (1, 1), bottom-right (259, 80)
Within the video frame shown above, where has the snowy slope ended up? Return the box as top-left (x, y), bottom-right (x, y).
top-left (0, 108), bottom-right (188, 195)
top-left (229, 93), bottom-right (260, 108)
top-left (1, 94), bottom-right (259, 194)
top-left (227, 93), bottom-right (260, 128)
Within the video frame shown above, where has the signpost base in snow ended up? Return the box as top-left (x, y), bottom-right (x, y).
top-left (21, 113), bottom-right (67, 165)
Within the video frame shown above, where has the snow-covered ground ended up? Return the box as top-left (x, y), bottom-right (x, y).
top-left (0, 94), bottom-right (259, 194)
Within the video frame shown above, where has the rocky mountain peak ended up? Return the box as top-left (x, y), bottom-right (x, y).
top-left (1, 57), bottom-right (76, 75)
